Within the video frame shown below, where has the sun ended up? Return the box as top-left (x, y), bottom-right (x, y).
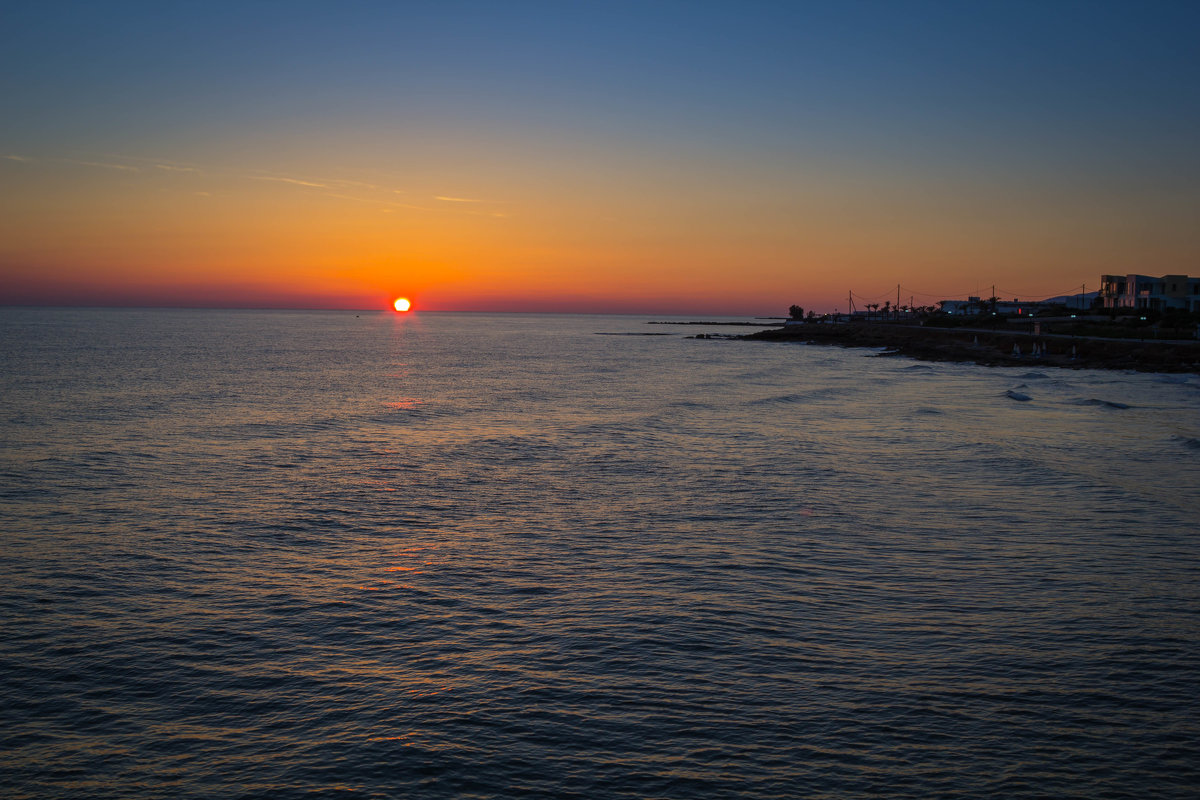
top-left (392, 297), bottom-right (412, 312)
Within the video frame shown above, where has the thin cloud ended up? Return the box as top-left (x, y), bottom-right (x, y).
top-left (66, 159), bottom-right (140, 171)
top-left (323, 192), bottom-right (379, 203)
top-left (4, 154), bottom-right (33, 162)
top-left (32, 152), bottom-right (458, 212)
top-left (326, 178), bottom-right (380, 190)
top-left (254, 176), bottom-right (327, 188)
top-left (108, 153), bottom-right (200, 168)
top-left (330, 193), bottom-right (433, 211)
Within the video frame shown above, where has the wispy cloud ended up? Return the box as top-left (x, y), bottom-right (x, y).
top-left (107, 153), bottom-right (211, 174)
top-left (22, 151), bottom-right (502, 217)
top-left (65, 159), bottom-right (140, 172)
top-left (433, 194), bottom-right (509, 218)
top-left (326, 193), bottom-right (435, 211)
top-left (323, 192), bottom-right (379, 203)
top-left (326, 178), bottom-right (380, 191)
top-left (246, 171), bottom-right (434, 209)
top-left (254, 176), bottom-right (327, 188)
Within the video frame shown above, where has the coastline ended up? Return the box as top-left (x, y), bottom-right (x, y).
top-left (740, 322), bottom-right (1200, 373)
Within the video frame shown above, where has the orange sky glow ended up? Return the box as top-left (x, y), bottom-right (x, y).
top-left (2, 4), bottom-right (1197, 314)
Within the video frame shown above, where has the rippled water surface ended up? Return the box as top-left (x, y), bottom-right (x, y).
top-left (2, 308), bottom-right (1199, 799)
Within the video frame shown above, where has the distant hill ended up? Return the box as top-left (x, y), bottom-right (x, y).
top-left (1041, 291), bottom-right (1098, 308)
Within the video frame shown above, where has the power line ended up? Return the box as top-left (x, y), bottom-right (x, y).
top-left (898, 285), bottom-right (979, 299)
top-left (848, 283), bottom-right (1094, 305)
top-left (995, 285), bottom-right (1090, 301)
top-left (849, 288), bottom-right (897, 302)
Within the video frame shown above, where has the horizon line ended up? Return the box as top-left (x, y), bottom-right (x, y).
top-left (0, 303), bottom-right (783, 317)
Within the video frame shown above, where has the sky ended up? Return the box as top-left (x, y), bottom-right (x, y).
top-left (2, 0), bottom-right (1198, 314)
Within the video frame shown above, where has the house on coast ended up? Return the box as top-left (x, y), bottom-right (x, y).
top-left (940, 297), bottom-right (1049, 316)
top-left (1099, 274), bottom-right (1200, 312)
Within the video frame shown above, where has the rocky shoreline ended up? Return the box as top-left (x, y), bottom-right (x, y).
top-left (741, 322), bottom-right (1200, 373)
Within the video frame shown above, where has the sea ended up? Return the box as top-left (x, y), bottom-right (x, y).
top-left (2, 307), bottom-right (1198, 799)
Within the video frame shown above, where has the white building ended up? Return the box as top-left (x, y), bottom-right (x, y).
top-left (1100, 274), bottom-right (1200, 312)
top-left (940, 297), bottom-right (1046, 316)
top-left (940, 298), bottom-right (981, 315)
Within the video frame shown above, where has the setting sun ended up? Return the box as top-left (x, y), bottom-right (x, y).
top-left (393, 297), bottom-right (412, 312)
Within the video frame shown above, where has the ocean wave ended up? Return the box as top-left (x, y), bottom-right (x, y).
top-left (1073, 398), bottom-right (1132, 409)
top-left (666, 400), bottom-right (714, 411)
top-left (747, 388), bottom-right (849, 406)
top-left (748, 393), bottom-right (810, 405)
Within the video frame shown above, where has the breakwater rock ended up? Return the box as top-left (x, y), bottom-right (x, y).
top-left (744, 323), bottom-right (1200, 373)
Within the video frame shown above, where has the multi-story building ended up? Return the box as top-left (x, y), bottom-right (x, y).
top-left (939, 297), bottom-right (1049, 316)
top-left (1100, 274), bottom-right (1200, 312)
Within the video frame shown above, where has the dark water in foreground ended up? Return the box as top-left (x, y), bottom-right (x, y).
top-left (2, 308), bottom-right (1199, 799)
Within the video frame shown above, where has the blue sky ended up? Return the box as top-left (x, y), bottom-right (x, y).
top-left (3, 1), bottom-right (1198, 311)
